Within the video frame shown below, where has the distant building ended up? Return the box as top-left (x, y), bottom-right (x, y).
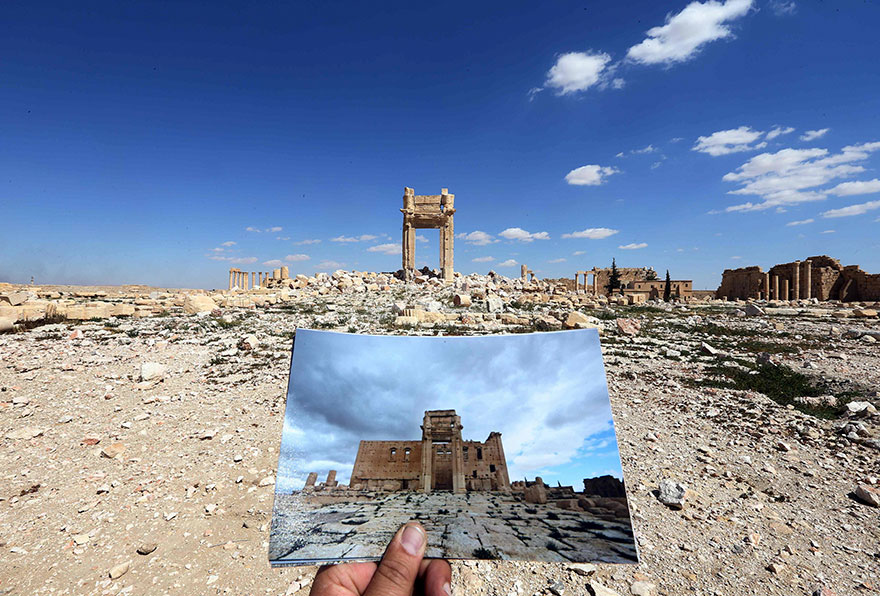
top-left (349, 410), bottom-right (511, 494)
top-left (716, 255), bottom-right (880, 301)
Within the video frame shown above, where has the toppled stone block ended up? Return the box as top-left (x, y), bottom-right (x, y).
top-left (183, 294), bottom-right (217, 315)
top-left (657, 479), bottom-right (688, 509)
top-left (616, 318), bottom-right (641, 336)
top-left (453, 294), bottom-right (472, 307)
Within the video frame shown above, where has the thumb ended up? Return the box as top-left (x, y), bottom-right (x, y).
top-left (364, 522), bottom-right (426, 596)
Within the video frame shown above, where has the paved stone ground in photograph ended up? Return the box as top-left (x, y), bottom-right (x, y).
top-left (269, 491), bottom-right (637, 564)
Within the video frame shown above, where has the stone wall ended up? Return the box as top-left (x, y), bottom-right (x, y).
top-left (717, 255), bottom-right (880, 302)
top-left (350, 440), bottom-right (423, 490)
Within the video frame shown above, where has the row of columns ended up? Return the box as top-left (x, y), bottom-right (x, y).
top-left (574, 271), bottom-right (598, 294)
top-left (228, 268), bottom-right (284, 291)
top-left (759, 259), bottom-right (813, 300)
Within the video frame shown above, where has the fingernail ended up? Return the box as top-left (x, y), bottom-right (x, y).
top-left (443, 581), bottom-right (452, 596)
top-left (400, 524), bottom-right (425, 556)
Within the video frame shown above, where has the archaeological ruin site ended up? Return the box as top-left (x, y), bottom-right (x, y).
top-left (1, 192), bottom-right (879, 595)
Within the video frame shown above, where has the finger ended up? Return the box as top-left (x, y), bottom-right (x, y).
top-left (421, 559), bottom-right (452, 596)
top-left (310, 562), bottom-right (377, 596)
top-left (363, 522), bottom-right (426, 596)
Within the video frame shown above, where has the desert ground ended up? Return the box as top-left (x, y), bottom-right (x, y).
top-left (1, 271), bottom-right (878, 596)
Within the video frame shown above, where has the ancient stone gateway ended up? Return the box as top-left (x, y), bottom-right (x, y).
top-left (348, 409), bottom-right (510, 494)
top-left (401, 187), bottom-right (455, 281)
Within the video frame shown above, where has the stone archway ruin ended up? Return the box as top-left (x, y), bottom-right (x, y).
top-left (401, 187), bottom-right (455, 281)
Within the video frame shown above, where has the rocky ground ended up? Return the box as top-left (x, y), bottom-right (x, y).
top-left (269, 492), bottom-right (637, 565)
top-left (1, 273), bottom-right (878, 595)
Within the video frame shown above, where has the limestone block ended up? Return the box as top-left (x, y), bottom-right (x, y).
top-left (0, 291), bottom-right (28, 306)
top-left (486, 295), bottom-right (503, 313)
top-left (110, 304), bottom-right (136, 317)
top-left (184, 295), bottom-right (217, 315)
top-left (0, 317), bottom-right (14, 332)
top-left (453, 294), bottom-right (472, 307)
top-left (524, 484), bottom-right (547, 504)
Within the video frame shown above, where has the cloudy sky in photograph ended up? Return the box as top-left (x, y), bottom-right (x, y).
top-left (276, 329), bottom-right (621, 492)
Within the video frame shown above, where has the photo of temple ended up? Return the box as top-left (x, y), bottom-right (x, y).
top-left (347, 409), bottom-right (511, 493)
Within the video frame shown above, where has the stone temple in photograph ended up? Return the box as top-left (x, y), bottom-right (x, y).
top-left (348, 409), bottom-right (511, 493)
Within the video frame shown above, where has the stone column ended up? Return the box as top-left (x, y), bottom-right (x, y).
top-left (803, 260), bottom-right (812, 300)
top-left (444, 218), bottom-right (454, 282)
top-left (281, 266), bottom-right (289, 279)
top-left (763, 273), bottom-right (770, 301)
top-left (792, 261), bottom-right (801, 300)
top-left (229, 270), bottom-right (234, 291)
top-left (772, 275), bottom-right (779, 300)
top-left (305, 472), bottom-right (317, 487)
top-left (782, 278), bottom-right (790, 301)
top-left (420, 438), bottom-right (432, 493)
top-left (325, 470), bottom-right (337, 487)
top-left (273, 268), bottom-right (281, 280)
top-left (251, 272), bottom-right (255, 289)
top-left (592, 274), bottom-right (598, 296)
top-left (451, 435), bottom-right (466, 494)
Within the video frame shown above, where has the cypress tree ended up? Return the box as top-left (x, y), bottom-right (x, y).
top-left (663, 269), bottom-right (672, 302)
top-left (606, 258), bottom-right (622, 295)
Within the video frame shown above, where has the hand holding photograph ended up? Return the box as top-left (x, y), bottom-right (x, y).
top-left (269, 328), bottom-right (638, 566)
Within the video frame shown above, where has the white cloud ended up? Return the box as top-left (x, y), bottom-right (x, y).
top-left (498, 259), bottom-right (518, 267)
top-left (769, 1), bottom-right (797, 16)
top-left (316, 260), bottom-right (344, 270)
top-left (472, 256), bottom-right (495, 263)
top-left (721, 142), bottom-right (880, 211)
top-left (786, 218), bottom-right (814, 226)
top-left (615, 151), bottom-right (625, 158)
top-left (245, 226), bottom-right (261, 233)
top-left (331, 234), bottom-right (378, 243)
top-left (821, 200), bottom-right (880, 218)
top-left (618, 242), bottom-right (648, 250)
top-left (548, 258), bottom-right (567, 263)
top-left (209, 247), bottom-right (225, 253)
top-left (544, 51), bottom-right (612, 94)
top-left (651, 161), bottom-right (663, 170)
top-left (611, 78), bottom-right (625, 89)
top-left (366, 243), bottom-right (401, 254)
top-left (276, 236), bottom-right (290, 241)
top-left (564, 164), bottom-right (619, 186)
top-left (821, 229), bottom-right (836, 234)
top-left (800, 128), bottom-right (829, 141)
top-left (455, 231), bottom-right (497, 246)
top-left (766, 126), bottom-right (795, 140)
top-left (416, 234), bottom-right (429, 243)
top-left (731, 255), bottom-right (742, 259)
top-left (827, 178), bottom-right (880, 196)
top-left (499, 227), bottom-right (550, 242)
top-left (626, 0), bottom-right (753, 65)
top-left (693, 126), bottom-right (766, 156)
top-left (285, 254), bottom-right (310, 262)
top-left (221, 241), bottom-right (236, 247)
top-left (632, 145), bottom-right (656, 154)
top-left (562, 227), bottom-right (619, 239)
top-left (573, 250), bottom-right (586, 256)
top-left (209, 255), bottom-right (258, 265)
top-left (262, 259), bottom-right (283, 267)
top-left (267, 226), bottom-right (283, 233)
top-left (294, 239), bottom-right (322, 245)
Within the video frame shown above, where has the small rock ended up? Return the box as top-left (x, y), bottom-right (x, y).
top-left (657, 479), bottom-right (688, 509)
top-left (616, 318), bottom-right (640, 336)
top-left (139, 362), bottom-right (165, 382)
top-left (101, 442), bottom-right (126, 459)
top-left (137, 542), bottom-right (157, 555)
top-left (72, 534), bottom-right (90, 545)
top-left (854, 484), bottom-right (880, 507)
top-left (569, 563), bottom-right (597, 577)
top-left (5, 426), bottom-right (45, 440)
top-left (109, 560), bottom-right (130, 579)
top-left (258, 475), bottom-right (275, 487)
top-left (630, 581), bottom-right (656, 596)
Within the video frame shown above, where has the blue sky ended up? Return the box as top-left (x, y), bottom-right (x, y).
top-left (276, 329), bottom-right (622, 492)
top-left (2, 1), bottom-right (879, 289)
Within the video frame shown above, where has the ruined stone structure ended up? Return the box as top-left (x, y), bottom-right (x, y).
top-left (716, 255), bottom-right (880, 302)
top-left (228, 266), bottom-right (291, 291)
top-left (349, 410), bottom-right (510, 494)
top-left (573, 267), bottom-right (693, 300)
top-left (401, 187), bottom-right (455, 282)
